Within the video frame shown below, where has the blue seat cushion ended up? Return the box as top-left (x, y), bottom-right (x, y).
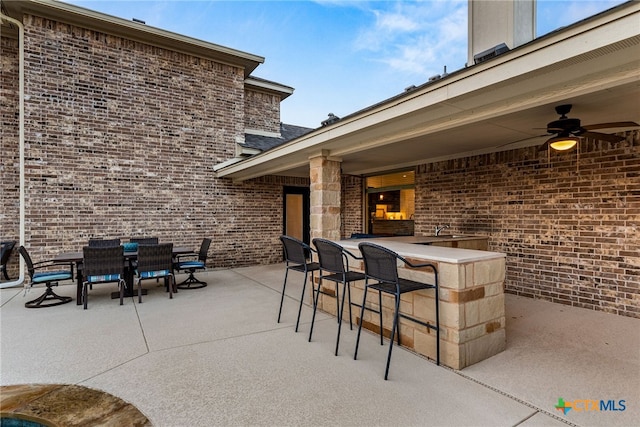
top-left (139, 269), bottom-right (170, 279)
top-left (33, 271), bottom-right (72, 283)
top-left (178, 261), bottom-right (205, 269)
top-left (123, 242), bottom-right (138, 252)
top-left (87, 274), bottom-right (122, 283)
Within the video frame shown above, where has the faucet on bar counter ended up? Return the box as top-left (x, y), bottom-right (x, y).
top-left (435, 224), bottom-right (450, 236)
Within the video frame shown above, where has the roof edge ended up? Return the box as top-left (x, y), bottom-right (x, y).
top-left (245, 76), bottom-right (294, 100)
top-left (215, 1), bottom-right (640, 181)
top-left (2, 0), bottom-right (265, 77)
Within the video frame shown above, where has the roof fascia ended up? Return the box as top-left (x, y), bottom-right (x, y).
top-left (245, 77), bottom-right (294, 100)
top-left (2, 0), bottom-right (264, 77)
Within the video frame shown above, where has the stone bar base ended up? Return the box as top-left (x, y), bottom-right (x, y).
top-left (314, 239), bottom-right (506, 370)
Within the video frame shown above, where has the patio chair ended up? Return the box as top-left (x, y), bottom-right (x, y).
top-left (18, 246), bottom-right (73, 308)
top-left (310, 238), bottom-right (366, 355)
top-left (1, 240), bottom-right (17, 280)
top-left (86, 239), bottom-right (122, 289)
top-left (354, 242), bottom-right (440, 380)
top-left (136, 243), bottom-right (175, 303)
top-left (82, 245), bottom-right (126, 309)
top-left (88, 238), bottom-right (121, 247)
top-left (130, 237), bottom-right (159, 245)
top-left (278, 235), bottom-right (320, 332)
top-left (127, 237), bottom-right (158, 265)
top-left (175, 238), bottom-right (211, 289)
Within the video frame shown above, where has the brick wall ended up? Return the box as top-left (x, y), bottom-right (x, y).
top-left (341, 175), bottom-right (363, 238)
top-left (208, 175), bottom-right (309, 267)
top-left (1, 35), bottom-right (20, 244)
top-left (244, 89), bottom-right (280, 133)
top-left (414, 131), bottom-right (640, 318)
top-left (0, 15), bottom-right (298, 273)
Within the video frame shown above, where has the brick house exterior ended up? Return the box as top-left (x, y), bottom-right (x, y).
top-left (1, 3), bottom-right (309, 271)
top-left (2, 1), bottom-right (638, 319)
top-left (339, 133), bottom-right (639, 318)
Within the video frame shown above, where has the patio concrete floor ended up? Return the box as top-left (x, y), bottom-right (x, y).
top-left (1, 263), bottom-right (638, 426)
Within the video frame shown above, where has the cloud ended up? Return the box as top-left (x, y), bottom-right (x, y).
top-left (537, 0), bottom-right (625, 36)
top-left (354, 1), bottom-right (467, 77)
top-left (375, 10), bottom-right (420, 32)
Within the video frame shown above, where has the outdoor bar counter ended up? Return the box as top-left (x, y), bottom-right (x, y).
top-left (326, 236), bottom-right (506, 370)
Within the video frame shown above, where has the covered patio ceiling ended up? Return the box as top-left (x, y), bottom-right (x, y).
top-left (217, 2), bottom-right (639, 182)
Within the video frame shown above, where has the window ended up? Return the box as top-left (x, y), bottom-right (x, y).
top-left (365, 171), bottom-right (415, 236)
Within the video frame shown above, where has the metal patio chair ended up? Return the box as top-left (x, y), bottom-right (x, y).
top-left (310, 238), bottom-right (366, 355)
top-left (129, 237), bottom-right (159, 245)
top-left (1, 240), bottom-right (17, 281)
top-left (175, 238), bottom-right (211, 289)
top-left (19, 246), bottom-right (73, 308)
top-left (354, 242), bottom-right (440, 380)
top-left (88, 238), bottom-right (121, 247)
top-left (127, 237), bottom-right (159, 269)
top-left (278, 235), bottom-right (320, 332)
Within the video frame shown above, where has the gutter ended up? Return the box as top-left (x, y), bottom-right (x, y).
top-left (0, 11), bottom-right (25, 288)
top-left (4, 0), bottom-right (264, 77)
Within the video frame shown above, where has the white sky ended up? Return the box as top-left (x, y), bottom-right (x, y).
top-left (65, 0), bottom-right (627, 129)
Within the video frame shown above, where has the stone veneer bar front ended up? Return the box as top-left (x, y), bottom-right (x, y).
top-left (318, 237), bottom-right (506, 370)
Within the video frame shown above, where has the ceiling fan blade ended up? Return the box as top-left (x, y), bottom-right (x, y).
top-left (580, 131), bottom-right (624, 143)
top-left (497, 134), bottom-right (547, 148)
top-left (582, 121), bottom-right (639, 130)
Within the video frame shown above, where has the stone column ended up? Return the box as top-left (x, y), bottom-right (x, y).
top-left (309, 152), bottom-right (341, 241)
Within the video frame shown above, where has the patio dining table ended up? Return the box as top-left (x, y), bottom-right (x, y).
top-left (53, 246), bottom-right (193, 305)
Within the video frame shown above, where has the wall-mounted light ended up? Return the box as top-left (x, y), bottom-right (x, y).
top-left (379, 194), bottom-right (384, 200)
top-left (548, 135), bottom-right (579, 151)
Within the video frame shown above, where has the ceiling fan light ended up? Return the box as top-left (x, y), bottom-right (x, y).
top-left (548, 136), bottom-right (579, 151)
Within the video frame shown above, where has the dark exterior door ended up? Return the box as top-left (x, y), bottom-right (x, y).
top-left (283, 186), bottom-right (310, 245)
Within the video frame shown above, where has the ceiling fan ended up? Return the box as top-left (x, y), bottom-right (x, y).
top-left (538, 104), bottom-right (638, 151)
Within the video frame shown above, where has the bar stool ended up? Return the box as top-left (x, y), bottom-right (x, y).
top-left (278, 235), bottom-right (320, 332)
top-left (310, 238), bottom-right (366, 355)
top-left (354, 242), bottom-right (439, 380)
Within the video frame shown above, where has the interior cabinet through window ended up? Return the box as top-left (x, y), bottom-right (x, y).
top-left (365, 171), bottom-right (415, 236)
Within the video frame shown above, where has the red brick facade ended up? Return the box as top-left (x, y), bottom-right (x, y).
top-left (244, 89), bottom-right (280, 134)
top-left (1, 15), bottom-right (306, 269)
top-left (414, 133), bottom-right (640, 318)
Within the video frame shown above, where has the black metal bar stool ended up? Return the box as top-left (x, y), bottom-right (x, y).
top-left (354, 242), bottom-right (440, 380)
top-left (278, 235), bottom-right (320, 332)
top-left (310, 238), bottom-right (366, 356)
